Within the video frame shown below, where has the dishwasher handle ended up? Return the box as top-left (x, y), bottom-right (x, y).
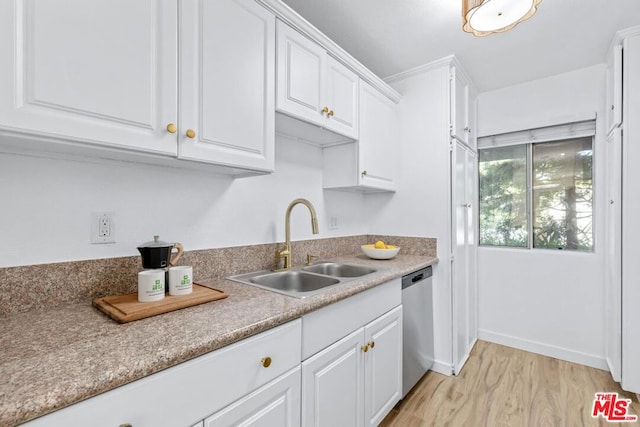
top-left (402, 266), bottom-right (432, 290)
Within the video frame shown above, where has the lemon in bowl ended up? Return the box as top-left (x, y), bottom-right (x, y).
top-left (361, 241), bottom-right (400, 260)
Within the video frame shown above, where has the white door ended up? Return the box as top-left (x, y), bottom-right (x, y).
top-left (359, 81), bottom-right (397, 191)
top-left (622, 33), bottom-right (640, 395)
top-left (325, 56), bottom-right (359, 139)
top-left (179, 0), bottom-right (275, 172)
top-left (364, 306), bottom-right (402, 427)
top-left (452, 141), bottom-right (477, 374)
top-left (465, 150), bottom-right (478, 351)
top-left (606, 127), bottom-right (622, 382)
top-left (302, 328), bottom-right (364, 427)
top-left (205, 367), bottom-right (301, 427)
top-left (0, 0), bottom-right (177, 154)
top-left (276, 21), bottom-right (326, 126)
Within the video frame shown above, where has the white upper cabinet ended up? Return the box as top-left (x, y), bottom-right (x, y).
top-left (0, 0), bottom-right (178, 155)
top-left (179, 0), bottom-right (275, 172)
top-left (325, 56), bottom-right (360, 138)
top-left (276, 20), bottom-right (359, 141)
top-left (0, 0), bottom-right (275, 175)
top-left (323, 81), bottom-right (397, 192)
top-left (606, 42), bottom-right (623, 134)
top-left (449, 65), bottom-right (477, 150)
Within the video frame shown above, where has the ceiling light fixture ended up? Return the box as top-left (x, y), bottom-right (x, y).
top-left (462, 0), bottom-right (541, 36)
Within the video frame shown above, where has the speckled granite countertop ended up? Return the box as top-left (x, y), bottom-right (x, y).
top-left (0, 254), bottom-right (437, 426)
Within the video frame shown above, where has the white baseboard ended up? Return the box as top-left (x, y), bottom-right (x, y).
top-left (430, 359), bottom-right (454, 376)
top-left (478, 329), bottom-right (609, 371)
top-left (606, 356), bottom-right (621, 382)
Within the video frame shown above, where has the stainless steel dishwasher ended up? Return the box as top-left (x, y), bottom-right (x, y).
top-left (401, 265), bottom-right (434, 398)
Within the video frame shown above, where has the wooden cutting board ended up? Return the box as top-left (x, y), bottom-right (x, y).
top-left (93, 283), bottom-right (228, 323)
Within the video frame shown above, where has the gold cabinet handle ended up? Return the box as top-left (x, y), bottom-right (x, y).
top-left (361, 344), bottom-right (369, 353)
top-left (261, 357), bottom-right (272, 368)
top-left (368, 341), bottom-right (375, 349)
top-left (185, 129), bottom-right (196, 139)
top-left (322, 106), bottom-right (329, 114)
top-left (328, 110), bottom-right (334, 117)
top-left (119, 424), bottom-right (133, 427)
top-left (166, 123), bottom-right (177, 134)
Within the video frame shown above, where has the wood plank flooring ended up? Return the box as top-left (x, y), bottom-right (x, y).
top-left (381, 340), bottom-right (640, 427)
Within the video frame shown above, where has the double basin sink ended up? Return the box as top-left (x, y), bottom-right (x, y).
top-left (228, 262), bottom-right (378, 298)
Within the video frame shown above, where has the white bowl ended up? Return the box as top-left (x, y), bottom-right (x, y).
top-left (361, 245), bottom-right (400, 260)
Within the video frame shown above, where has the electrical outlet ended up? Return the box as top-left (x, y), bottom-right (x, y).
top-left (329, 216), bottom-right (339, 230)
top-left (91, 212), bottom-right (115, 244)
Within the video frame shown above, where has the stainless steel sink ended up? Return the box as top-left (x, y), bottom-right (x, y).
top-left (302, 262), bottom-right (377, 278)
top-left (228, 262), bottom-right (379, 298)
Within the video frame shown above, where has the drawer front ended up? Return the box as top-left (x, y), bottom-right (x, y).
top-left (24, 319), bottom-right (302, 427)
top-left (302, 278), bottom-right (401, 360)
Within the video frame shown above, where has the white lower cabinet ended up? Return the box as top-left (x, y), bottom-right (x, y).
top-left (23, 280), bottom-right (404, 427)
top-left (364, 307), bottom-right (403, 426)
top-left (205, 367), bottom-right (301, 427)
top-left (24, 320), bottom-right (301, 427)
top-left (301, 279), bottom-right (402, 427)
top-left (302, 328), bottom-right (365, 427)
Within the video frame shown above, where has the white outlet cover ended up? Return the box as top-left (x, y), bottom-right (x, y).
top-left (91, 212), bottom-right (115, 244)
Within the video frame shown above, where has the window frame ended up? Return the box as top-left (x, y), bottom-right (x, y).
top-left (477, 122), bottom-right (596, 252)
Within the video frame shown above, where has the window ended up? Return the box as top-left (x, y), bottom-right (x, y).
top-left (478, 122), bottom-right (594, 252)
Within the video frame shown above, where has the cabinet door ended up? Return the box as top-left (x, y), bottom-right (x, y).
top-left (205, 367), bottom-right (301, 427)
top-left (606, 43), bottom-right (623, 134)
top-left (276, 21), bottom-right (326, 126)
top-left (467, 87), bottom-right (478, 151)
top-left (325, 56), bottom-right (359, 139)
top-left (452, 142), bottom-right (477, 375)
top-left (179, 0), bottom-right (275, 172)
top-left (358, 82), bottom-right (397, 191)
top-left (302, 328), bottom-right (364, 427)
top-left (605, 127), bottom-right (622, 382)
top-left (450, 66), bottom-right (470, 144)
top-left (0, 0), bottom-right (177, 155)
top-left (364, 306), bottom-right (402, 427)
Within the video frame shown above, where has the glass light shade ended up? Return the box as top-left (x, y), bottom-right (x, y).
top-left (463, 0), bottom-right (541, 36)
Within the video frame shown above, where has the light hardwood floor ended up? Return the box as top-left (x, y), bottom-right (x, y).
top-left (381, 340), bottom-right (640, 427)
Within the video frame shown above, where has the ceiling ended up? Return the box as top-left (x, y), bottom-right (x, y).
top-left (280, 0), bottom-right (640, 92)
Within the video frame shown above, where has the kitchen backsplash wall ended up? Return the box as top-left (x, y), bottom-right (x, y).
top-left (0, 134), bottom-right (366, 268)
top-left (0, 235), bottom-right (436, 316)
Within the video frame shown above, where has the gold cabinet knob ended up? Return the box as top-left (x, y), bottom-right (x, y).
top-left (166, 123), bottom-right (177, 134)
top-left (361, 344), bottom-right (369, 353)
top-left (361, 170), bottom-right (367, 178)
top-left (261, 357), bottom-right (272, 368)
top-left (185, 129), bottom-right (196, 139)
top-left (368, 341), bottom-right (375, 349)
top-left (328, 110), bottom-right (334, 117)
top-left (322, 106), bottom-right (329, 114)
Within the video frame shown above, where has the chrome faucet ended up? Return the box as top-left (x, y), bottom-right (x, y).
top-left (276, 198), bottom-right (319, 269)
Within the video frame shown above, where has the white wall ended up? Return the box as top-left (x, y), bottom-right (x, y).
top-left (476, 64), bottom-right (608, 369)
top-left (0, 135), bottom-right (365, 268)
top-left (367, 66), bottom-right (454, 374)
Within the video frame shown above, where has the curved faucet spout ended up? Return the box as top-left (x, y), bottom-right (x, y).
top-left (278, 198), bottom-right (319, 269)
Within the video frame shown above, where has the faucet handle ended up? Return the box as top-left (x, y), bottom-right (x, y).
top-left (275, 245), bottom-right (292, 270)
top-left (306, 253), bottom-right (318, 265)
